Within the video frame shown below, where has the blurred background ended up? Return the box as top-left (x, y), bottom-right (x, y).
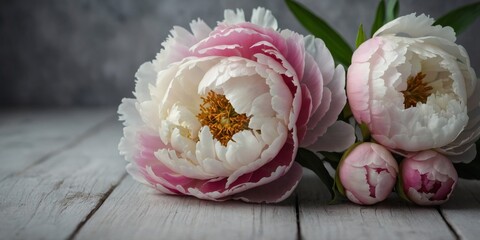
top-left (1, 0), bottom-right (479, 107)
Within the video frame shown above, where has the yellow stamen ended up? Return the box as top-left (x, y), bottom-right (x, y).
top-left (401, 72), bottom-right (433, 109)
top-left (197, 91), bottom-right (250, 146)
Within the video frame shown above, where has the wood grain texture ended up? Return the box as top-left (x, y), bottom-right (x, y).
top-left (3, 109), bottom-right (480, 240)
top-left (441, 179), bottom-right (480, 240)
top-left (74, 177), bottom-right (298, 240)
top-left (0, 118), bottom-right (126, 240)
top-left (0, 108), bottom-right (114, 180)
top-left (297, 170), bottom-right (456, 240)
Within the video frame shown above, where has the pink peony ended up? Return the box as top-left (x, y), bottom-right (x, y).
top-left (347, 14), bottom-right (479, 163)
top-left (118, 8), bottom-right (354, 202)
top-left (400, 151), bottom-right (458, 205)
top-left (338, 143), bottom-right (398, 205)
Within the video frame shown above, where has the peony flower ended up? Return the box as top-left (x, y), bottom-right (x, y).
top-left (399, 150), bottom-right (458, 205)
top-left (118, 8), bottom-right (354, 202)
top-left (338, 143), bottom-right (398, 205)
top-left (347, 14), bottom-right (479, 163)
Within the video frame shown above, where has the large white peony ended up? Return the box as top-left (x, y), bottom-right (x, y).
top-left (347, 14), bottom-right (479, 163)
top-left (118, 8), bottom-right (354, 202)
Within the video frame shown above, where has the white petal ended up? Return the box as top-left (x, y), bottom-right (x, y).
top-left (442, 144), bottom-right (477, 163)
top-left (170, 128), bottom-right (196, 160)
top-left (196, 127), bottom-right (217, 164)
top-left (249, 117), bottom-right (281, 145)
top-left (223, 75), bottom-right (269, 115)
top-left (189, 19), bottom-right (212, 40)
top-left (126, 163), bottom-right (150, 185)
top-left (225, 131), bottom-right (265, 169)
top-left (249, 93), bottom-right (275, 117)
top-left (118, 98), bottom-right (142, 127)
top-left (198, 57), bottom-right (257, 93)
top-left (155, 148), bottom-right (213, 180)
top-left (266, 69), bottom-right (293, 126)
top-left (374, 13), bottom-right (456, 42)
top-left (118, 127), bottom-right (138, 163)
top-left (223, 9), bottom-right (245, 25)
top-left (226, 123), bottom-right (288, 187)
top-left (304, 36), bottom-right (335, 83)
top-left (134, 62), bottom-right (157, 102)
top-left (201, 158), bottom-right (232, 177)
top-left (153, 26), bottom-right (198, 71)
top-left (251, 7), bottom-right (278, 30)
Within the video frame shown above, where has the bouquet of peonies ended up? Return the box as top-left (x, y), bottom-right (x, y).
top-left (118, 0), bottom-right (480, 205)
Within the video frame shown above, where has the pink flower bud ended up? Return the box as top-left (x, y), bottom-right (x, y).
top-left (338, 143), bottom-right (398, 205)
top-left (400, 151), bottom-right (458, 205)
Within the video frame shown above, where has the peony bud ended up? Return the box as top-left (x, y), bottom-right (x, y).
top-left (399, 151), bottom-right (458, 205)
top-left (338, 143), bottom-right (398, 205)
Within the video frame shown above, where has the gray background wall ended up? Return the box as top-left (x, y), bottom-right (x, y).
top-left (1, 0), bottom-right (479, 107)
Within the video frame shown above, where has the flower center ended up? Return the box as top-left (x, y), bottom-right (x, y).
top-left (197, 91), bottom-right (250, 146)
top-left (401, 72), bottom-right (433, 109)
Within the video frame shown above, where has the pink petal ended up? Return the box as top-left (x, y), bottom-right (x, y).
top-left (304, 36), bottom-right (334, 86)
top-left (307, 121), bottom-right (355, 152)
top-left (296, 84), bottom-right (312, 143)
top-left (301, 88), bottom-right (331, 146)
top-left (351, 37), bottom-right (382, 63)
top-left (192, 26), bottom-right (275, 60)
top-left (303, 66), bottom-right (349, 151)
top-left (132, 132), bottom-right (298, 201)
top-left (347, 62), bottom-right (372, 124)
top-left (302, 53), bottom-right (324, 115)
top-left (281, 29), bottom-right (305, 80)
top-left (155, 26), bottom-right (199, 70)
top-left (232, 162), bottom-right (303, 203)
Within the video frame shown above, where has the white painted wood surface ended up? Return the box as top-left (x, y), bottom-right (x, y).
top-left (0, 108), bottom-right (113, 180)
top-left (0, 113), bottom-right (125, 240)
top-left (297, 170), bottom-right (457, 240)
top-left (441, 179), bottom-right (480, 240)
top-left (0, 109), bottom-right (479, 240)
top-left (75, 177), bottom-right (298, 240)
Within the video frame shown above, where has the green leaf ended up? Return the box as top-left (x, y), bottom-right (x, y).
top-left (295, 148), bottom-right (335, 199)
top-left (342, 102), bottom-right (353, 120)
top-left (334, 164), bottom-right (345, 196)
top-left (320, 151), bottom-right (342, 163)
top-left (355, 24), bottom-right (366, 48)
top-left (359, 123), bottom-right (371, 142)
top-left (371, 0), bottom-right (386, 36)
top-left (434, 2), bottom-right (480, 35)
top-left (385, 0), bottom-right (399, 23)
top-left (330, 175), bottom-right (345, 204)
top-left (395, 170), bottom-right (412, 203)
top-left (286, 0), bottom-right (353, 66)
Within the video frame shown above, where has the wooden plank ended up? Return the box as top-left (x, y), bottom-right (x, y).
top-left (0, 108), bottom-right (114, 180)
top-left (440, 179), bottom-right (480, 240)
top-left (297, 170), bottom-right (456, 240)
top-left (74, 177), bottom-right (298, 240)
top-left (0, 118), bottom-right (126, 240)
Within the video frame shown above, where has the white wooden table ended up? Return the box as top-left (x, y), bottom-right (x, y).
top-left (0, 109), bottom-right (479, 240)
